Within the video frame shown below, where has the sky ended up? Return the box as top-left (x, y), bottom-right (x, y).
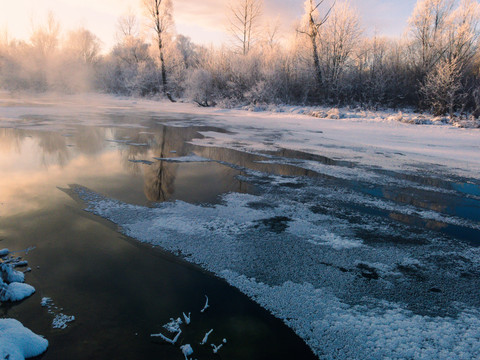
top-left (0, 0), bottom-right (418, 49)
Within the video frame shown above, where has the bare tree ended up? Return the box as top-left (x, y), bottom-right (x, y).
top-left (262, 18), bottom-right (281, 50)
top-left (319, 1), bottom-right (361, 90)
top-left (117, 11), bottom-right (140, 40)
top-left (298, 0), bottom-right (335, 90)
top-left (228, 0), bottom-right (263, 55)
top-left (444, 0), bottom-right (480, 69)
top-left (65, 28), bottom-right (101, 65)
top-left (408, 0), bottom-right (455, 75)
top-left (30, 12), bottom-right (61, 60)
top-left (142, 0), bottom-right (175, 101)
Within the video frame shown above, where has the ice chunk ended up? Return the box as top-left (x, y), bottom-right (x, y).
top-left (164, 317), bottom-right (183, 333)
top-left (180, 344), bottom-right (193, 359)
top-left (0, 319), bottom-right (48, 360)
top-left (153, 155), bottom-right (211, 163)
top-left (52, 314), bottom-right (75, 330)
top-left (0, 248), bottom-right (9, 257)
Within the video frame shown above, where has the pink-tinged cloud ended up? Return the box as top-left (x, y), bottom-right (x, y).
top-left (0, 0), bottom-right (418, 48)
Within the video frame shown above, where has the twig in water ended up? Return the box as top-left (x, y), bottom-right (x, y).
top-left (200, 295), bottom-right (209, 313)
top-left (200, 329), bottom-right (213, 345)
top-left (151, 329), bottom-right (182, 344)
top-left (183, 312), bottom-right (191, 325)
top-left (211, 343), bottom-right (223, 354)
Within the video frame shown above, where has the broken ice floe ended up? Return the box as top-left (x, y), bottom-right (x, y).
top-left (128, 159), bottom-right (154, 165)
top-left (153, 155), bottom-right (211, 163)
top-left (180, 344), bottom-right (193, 359)
top-left (41, 297), bottom-right (75, 329)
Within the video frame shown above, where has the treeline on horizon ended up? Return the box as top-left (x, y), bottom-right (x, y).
top-left (1, 0), bottom-right (480, 117)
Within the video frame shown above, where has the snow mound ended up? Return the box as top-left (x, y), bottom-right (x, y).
top-left (0, 319), bottom-right (48, 360)
top-left (0, 282), bottom-right (35, 302)
top-left (0, 262), bottom-right (34, 303)
top-left (1, 263), bottom-right (25, 283)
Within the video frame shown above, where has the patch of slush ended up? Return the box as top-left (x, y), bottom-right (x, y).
top-left (73, 183), bottom-right (480, 359)
top-left (0, 319), bottom-right (48, 360)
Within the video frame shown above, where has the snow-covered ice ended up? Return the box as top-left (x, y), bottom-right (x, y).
top-left (72, 166), bottom-right (480, 359)
top-left (0, 319), bottom-right (48, 360)
top-left (3, 93), bottom-right (480, 359)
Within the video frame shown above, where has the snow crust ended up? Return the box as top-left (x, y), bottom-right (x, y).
top-left (0, 319), bottom-right (48, 360)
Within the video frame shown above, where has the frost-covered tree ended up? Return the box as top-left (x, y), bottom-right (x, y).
top-left (65, 28), bottom-right (101, 65)
top-left (408, 0), bottom-right (455, 76)
top-left (420, 58), bottom-right (463, 115)
top-left (318, 1), bottom-right (361, 98)
top-left (117, 11), bottom-right (140, 39)
top-left (142, 0), bottom-right (175, 100)
top-left (228, 0), bottom-right (263, 55)
top-left (184, 69), bottom-right (215, 107)
top-left (30, 12), bottom-right (61, 60)
top-left (444, 0), bottom-right (480, 69)
top-left (298, 0), bottom-right (335, 92)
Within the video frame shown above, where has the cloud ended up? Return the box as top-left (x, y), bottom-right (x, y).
top-left (0, 0), bottom-right (417, 48)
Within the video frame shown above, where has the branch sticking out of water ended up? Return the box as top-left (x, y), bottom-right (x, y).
top-left (151, 329), bottom-right (182, 344)
top-left (200, 295), bottom-right (209, 313)
top-left (200, 329), bottom-right (213, 345)
top-left (183, 312), bottom-right (191, 325)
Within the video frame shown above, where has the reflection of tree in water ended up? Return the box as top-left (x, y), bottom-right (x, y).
top-left (0, 129), bottom-right (24, 153)
top-left (144, 125), bottom-right (184, 202)
top-left (74, 127), bottom-right (106, 155)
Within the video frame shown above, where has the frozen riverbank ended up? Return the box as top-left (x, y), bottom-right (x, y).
top-left (2, 92), bottom-right (480, 359)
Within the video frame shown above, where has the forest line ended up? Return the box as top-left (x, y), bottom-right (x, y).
top-left (0, 0), bottom-right (480, 117)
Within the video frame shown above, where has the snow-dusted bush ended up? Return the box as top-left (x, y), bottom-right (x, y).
top-left (184, 69), bottom-right (215, 107)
